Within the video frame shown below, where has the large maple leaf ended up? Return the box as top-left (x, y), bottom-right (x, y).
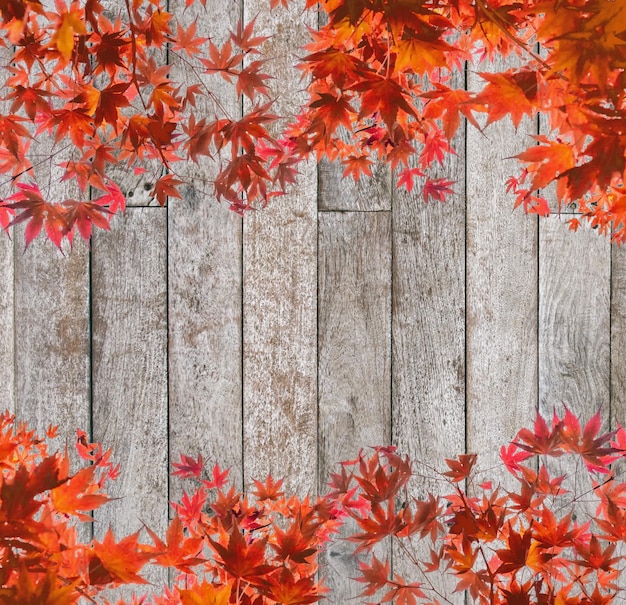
top-left (88, 528), bottom-right (153, 586)
top-left (208, 521), bottom-right (274, 583)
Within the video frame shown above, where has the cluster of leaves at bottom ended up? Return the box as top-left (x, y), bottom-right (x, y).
top-left (2, 407), bottom-right (626, 605)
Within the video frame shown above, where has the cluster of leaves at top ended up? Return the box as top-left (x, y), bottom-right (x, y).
top-left (5, 405), bottom-right (626, 605)
top-left (0, 0), bottom-right (624, 246)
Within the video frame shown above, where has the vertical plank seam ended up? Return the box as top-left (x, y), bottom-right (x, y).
top-left (165, 207), bottom-right (171, 517)
top-left (387, 176), bottom-right (395, 586)
top-left (316, 185), bottom-right (320, 496)
top-left (240, 215), bottom-right (245, 492)
top-left (88, 236), bottom-right (95, 541)
top-left (535, 107), bottom-right (540, 420)
top-left (609, 241), bottom-right (613, 429)
top-left (239, 0), bottom-right (246, 492)
top-left (463, 57), bottom-right (469, 605)
top-left (12, 232), bottom-right (16, 418)
top-left (164, 0), bottom-right (172, 527)
top-left (463, 58), bottom-right (468, 459)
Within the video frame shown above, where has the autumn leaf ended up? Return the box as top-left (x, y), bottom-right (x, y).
top-left (50, 464), bottom-right (111, 521)
top-left (52, 5), bottom-right (86, 59)
top-left (396, 167), bottom-right (424, 193)
top-left (94, 82), bottom-right (130, 128)
top-left (382, 574), bottom-right (426, 605)
top-left (352, 75), bottom-right (416, 130)
top-left (443, 454), bottom-right (477, 482)
top-left (172, 453), bottom-right (204, 479)
top-left (152, 174), bottom-right (183, 206)
top-left (355, 554), bottom-right (390, 597)
top-left (62, 200), bottom-right (112, 241)
top-left (514, 136), bottom-right (576, 191)
top-left (422, 178), bottom-right (454, 203)
top-left (342, 154), bottom-right (372, 180)
top-left (272, 514), bottom-right (318, 563)
top-left (474, 70), bottom-right (537, 128)
top-left (200, 462), bottom-right (230, 489)
top-left (145, 516), bottom-right (205, 573)
top-left (265, 568), bottom-right (323, 605)
top-left (208, 520), bottom-right (274, 582)
top-left (177, 581), bottom-right (232, 605)
top-left (89, 528), bottom-right (153, 585)
top-left (252, 474), bottom-right (285, 501)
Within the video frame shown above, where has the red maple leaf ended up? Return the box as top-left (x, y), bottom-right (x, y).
top-left (208, 520), bottom-right (274, 583)
top-left (172, 453), bottom-right (204, 479)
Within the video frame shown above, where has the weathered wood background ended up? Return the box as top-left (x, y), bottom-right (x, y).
top-left (1, 1), bottom-right (623, 601)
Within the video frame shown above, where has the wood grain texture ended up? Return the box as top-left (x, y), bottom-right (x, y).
top-left (91, 208), bottom-right (168, 589)
top-left (318, 211), bottom-right (391, 600)
top-left (611, 244), bottom-right (626, 427)
top-left (242, 165), bottom-right (317, 495)
top-left (168, 193), bottom-right (243, 498)
top-left (391, 130), bottom-right (465, 604)
top-left (13, 39), bottom-right (90, 444)
top-left (0, 234), bottom-right (14, 414)
top-left (538, 217), bottom-right (610, 526)
top-left (318, 159), bottom-right (391, 211)
top-left (466, 60), bottom-right (538, 479)
top-left (392, 136), bottom-right (466, 470)
top-left (242, 1), bottom-right (318, 496)
top-left (167, 0), bottom-right (243, 501)
top-left (0, 48), bottom-right (14, 415)
top-left (539, 217), bottom-right (610, 415)
top-left (14, 235), bottom-right (90, 447)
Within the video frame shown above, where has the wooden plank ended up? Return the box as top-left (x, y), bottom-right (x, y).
top-left (12, 32), bottom-right (90, 446)
top-left (242, 170), bottom-right (317, 495)
top-left (538, 217), bottom-right (610, 527)
top-left (316, 6), bottom-right (391, 212)
top-left (0, 234), bottom-right (14, 415)
top-left (91, 208), bottom-right (168, 590)
top-left (168, 195), bottom-right (243, 497)
top-left (167, 0), bottom-right (243, 501)
top-left (539, 217), bottom-right (610, 416)
top-left (466, 59), bottom-right (538, 482)
top-left (14, 235), bottom-right (90, 448)
top-left (0, 46), bottom-right (14, 416)
top-left (391, 128), bottom-right (465, 604)
top-left (241, 1), bottom-right (318, 496)
top-left (319, 159), bottom-right (391, 211)
top-left (612, 244), bottom-right (626, 427)
top-left (318, 211), bottom-right (391, 600)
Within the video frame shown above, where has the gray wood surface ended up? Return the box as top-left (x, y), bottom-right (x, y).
top-left (14, 233), bottom-right (90, 452)
top-left (14, 78), bottom-right (91, 451)
top-left (169, 195), bottom-right (243, 497)
top-left (466, 58), bottom-right (538, 483)
top-left (391, 140), bottom-right (466, 602)
top-left (319, 159), bottom-right (391, 212)
top-left (167, 0), bottom-right (243, 502)
top-left (538, 217), bottom-right (610, 525)
top-left (5, 13), bottom-right (626, 604)
top-left (0, 234), bottom-right (13, 414)
top-left (612, 244), bottom-right (626, 426)
top-left (241, 1), bottom-right (318, 495)
top-left (318, 211), bottom-right (392, 600)
top-left (91, 208), bottom-right (168, 590)
top-left (390, 37), bottom-right (465, 597)
top-left (242, 170), bottom-right (318, 494)
top-left (539, 217), bottom-right (610, 414)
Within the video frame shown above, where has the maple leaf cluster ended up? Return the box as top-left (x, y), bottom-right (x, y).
top-left (0, 411), bottom-right (344, 605)
top-left (0, 0), bottom-right (625, 245)
top-left (335, 408), bottom-right (626, 605)
top-left (6, 407), bottom-right (626, 604)
top-left (0, 0), bottom-right (295, 247)
top-left (292, 0), bottom-right (626, 238)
